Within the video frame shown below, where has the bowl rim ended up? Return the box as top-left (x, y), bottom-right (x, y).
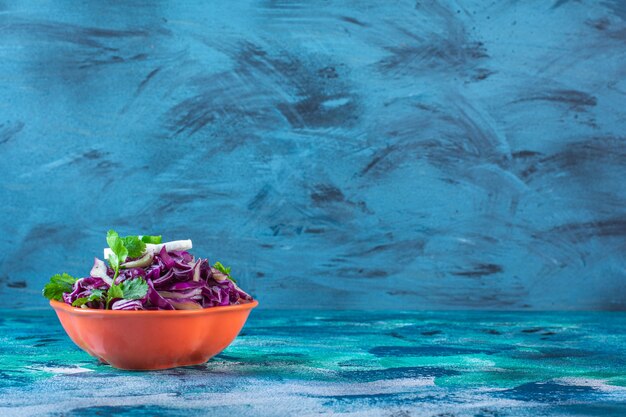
top-left (50, 299), bottom-right (259, 315)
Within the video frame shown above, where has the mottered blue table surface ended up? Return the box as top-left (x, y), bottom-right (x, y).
top-left (1, 310), bottom-right (626, 416)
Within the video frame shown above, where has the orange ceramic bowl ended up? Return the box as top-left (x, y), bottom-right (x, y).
top-left (50, 299), bottom-right (258, 370)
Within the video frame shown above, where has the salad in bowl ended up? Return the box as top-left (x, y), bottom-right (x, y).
top-left (43, 230), bottom-right (253, 310)
top-left (42, 230), bottom-right (257, 370)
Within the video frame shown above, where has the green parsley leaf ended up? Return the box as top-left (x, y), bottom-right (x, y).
top-left (108, 284), bottom-right (124, 300)
top-left (72, 297), bottom-right (90, 307)
top-left (42, 273), bottom-right (76, 301)
top-left (214, 261), bottom-right (231, 275)
top-left (105, 283), bottom-right (123, 309)
top-left (108, 231), bottom-right (161, 264)
top-left (105, 278), bottom-right (148, 309)
top-left (108, 252), bottom-right (119, 274)
top-left (90, 289), bottom-right (105, 299)
top-left (213, 262), bottom-right (236, 283)
top-left (122, 236), bottom-right (146, 258)
top-left (72, 290), bottom-right (104, 308)
top-left (106, 230), bottom-right (128, 279)
top-left (141, 235), bottom-right (162, 244)
top-left (119, 278), bottom-right (149, 299)
top-left (106, 230), bottom-right (122, 255)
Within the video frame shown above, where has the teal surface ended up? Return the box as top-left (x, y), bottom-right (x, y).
top-left (1, 310), bottom-right (626, 416)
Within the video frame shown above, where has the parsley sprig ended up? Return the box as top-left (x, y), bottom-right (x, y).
top-left (106, 230), bottom-right (162, 279)
top-left (42, 230), bottom-right (160, 309)
top-left (104, 230), bottom-right (157, 308)
top-left (42, 273), bottom-right (76, 301)
top-left (214, 261), bottom-right (237, 283)
top-left (106, 230), bottom-right (128, 281)
top-left (72, 289), bottom-right (105, 307)
top-left (105, 277), bottom-right (149, 309)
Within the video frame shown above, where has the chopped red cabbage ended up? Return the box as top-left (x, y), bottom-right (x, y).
top-left (61, 249), bottom-right (252, 310)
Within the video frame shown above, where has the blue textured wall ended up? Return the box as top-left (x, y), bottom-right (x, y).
top-left (0, 1), bottom-right (624, 310)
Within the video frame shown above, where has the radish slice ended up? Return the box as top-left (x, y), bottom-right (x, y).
top-left (121, 251), bottom-right (154, 268)
top-left (90, 258), bottom-right (112, 285)
top-left (145, 240), bottom-right (193, 254)
top-left (192, 260), bottom-right (201, 282)
top-left (104, 239), bottom-right (193, 260)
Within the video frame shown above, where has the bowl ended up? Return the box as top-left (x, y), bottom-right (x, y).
top-left (50, 299), bottom-right (258, 370)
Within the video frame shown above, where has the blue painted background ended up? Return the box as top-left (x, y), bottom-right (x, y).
top-left (0, 1), bottom-right (624, 310)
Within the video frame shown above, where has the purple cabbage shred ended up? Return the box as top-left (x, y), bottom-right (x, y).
top-left (63, 249), bottom-right (253, 310)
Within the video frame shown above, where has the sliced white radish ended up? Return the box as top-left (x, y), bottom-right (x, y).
top-left (146, 239), bottom-right (193, 254)
top-left (103, 239), bottom-right (193, 260)
top-left (210, 267), bottom-right (229, 282)
top-left (90, 258), bottom-right (112, 285)
top-left (121, 251), bottom-right (154, 268)
top-left (192, 260), bottom-right (201, 282)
